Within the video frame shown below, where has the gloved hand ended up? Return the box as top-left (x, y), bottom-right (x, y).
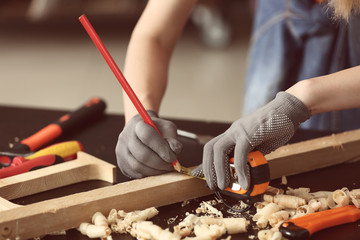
top-left (191, 92), bottom-right (310, 191)
top-left (116, 110), bottom-right (183, 178)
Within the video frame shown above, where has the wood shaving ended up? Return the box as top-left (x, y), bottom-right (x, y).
top-left (255, 186), bottom-right (360, 238)
top-left (226, 200), bottom-right (250, 216)
top-left (195, 201), bottom-right (223, 217)
top-left (78, 222), bottom-right (111, 239)
top-left (77, 186), bottom-right (360, 240)
top-left (181, 200), bottom-right (190, 207)
top-left (130, 221), bottom-right (180, 240)
top-left (167, 216), bottom-right (178, 225)
top-left (173, 213), bottom-right (249, 238)
top-left (265, 186), bottom-right (284, 196)
top-left (286, 187), bottom-right (313, 202)
top-left (264, 194), bottom-right (306, 209)
top-left (111, 207), bottom-right (159, 234)
top-left (258, 229), bottom-right (282, 240)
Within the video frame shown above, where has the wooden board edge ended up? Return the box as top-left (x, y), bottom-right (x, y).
top-left (0, 172), bottom-right (211, 240)
top-left (267, 129), bottom-right (360, 179)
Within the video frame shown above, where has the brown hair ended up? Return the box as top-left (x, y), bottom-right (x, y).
top-left (327, 0), bottom-right (360, 21)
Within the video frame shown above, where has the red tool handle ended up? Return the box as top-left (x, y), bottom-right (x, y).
top-left (0, 155), bottom-right (65, 179)
top-left (79, 14), bottom-right (180, 171)
top-left (280, 205), bottom-right (360, 239)
top-left (13, 97), bottom-right (105, 153)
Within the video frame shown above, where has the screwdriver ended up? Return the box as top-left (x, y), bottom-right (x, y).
top-left (0, 155), bottom-right (65, 179)
top-left (0, 141), bottom-right (83, 178)
top-left (0, 141), bottom-right (83, 168)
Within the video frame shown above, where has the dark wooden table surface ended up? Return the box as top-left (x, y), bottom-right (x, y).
top-left (0, 104), bottom-right (359, 240)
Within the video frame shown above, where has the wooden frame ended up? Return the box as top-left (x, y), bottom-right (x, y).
top-left (0, 151), bottom-right (116, 200)
top-left (0, 152), bottom-right (212, 240)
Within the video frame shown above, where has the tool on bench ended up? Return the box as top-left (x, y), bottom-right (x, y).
top-left (280, 205), bottom-right (360, 239)
top-left (78, 14), bottom-right (181, 172)
top-left (1, 155), bottom-right (64, 179)
top-left (0, 140), bottom-right (83, 168)
top-left (0, 141), bottom-right (83, 178)
top-left (9, 97), bottom-right (105, 155)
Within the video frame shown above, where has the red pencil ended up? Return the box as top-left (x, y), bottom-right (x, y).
top-left (79, 14), bottom-right (181, 172)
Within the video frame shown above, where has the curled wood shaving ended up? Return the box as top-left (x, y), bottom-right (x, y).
top-left (173, 213), bottom-right (249, 238)
top-left (130, 221), bottom-right (180, 240)
top-left (181, 200), bottom-right (190, 207)
top-left (258, 229), bottom-right (282, 240)
top-left (111, 207), bottom-right (159, 234)
top-left (265, 186), bottom-right (284, 196)
top-left (195, 201), bottom-right (223, 217)
top-left (264, 194), bottom-right (306, 209)
top-left (286, 187), bottom-right (313, 202)
top-left (78, 223), bottom-right (111, 239)
top-left (77, 187), bottom-right (360, 240)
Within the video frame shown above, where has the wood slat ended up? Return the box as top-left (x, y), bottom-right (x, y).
top-left (267, 129), bottom-right (360, 179)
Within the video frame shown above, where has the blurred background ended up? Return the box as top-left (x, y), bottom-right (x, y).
top-left (0, 0), bottom-right (253, 123)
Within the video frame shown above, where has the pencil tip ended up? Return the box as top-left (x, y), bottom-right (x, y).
top-left (172, 160), bottom-right (181, 172)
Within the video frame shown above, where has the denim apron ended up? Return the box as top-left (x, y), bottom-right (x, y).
top-left (242, 0), bottom-right (360, 132)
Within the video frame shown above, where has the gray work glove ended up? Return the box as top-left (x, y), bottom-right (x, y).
top-left (116, 110), bottom-right (183, 178)
top-left (191, 92), bottom-right (310, 190)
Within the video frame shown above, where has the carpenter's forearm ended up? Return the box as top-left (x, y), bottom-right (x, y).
top-left (286, 65), bottom-right (360, 116)
top-left (123, 34), bottom-right (169, 123)
top-left (123, 0), bottom-right (197, 123)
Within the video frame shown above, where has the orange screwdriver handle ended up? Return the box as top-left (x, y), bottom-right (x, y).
top-left (280, 205), bottom-right (360, 239)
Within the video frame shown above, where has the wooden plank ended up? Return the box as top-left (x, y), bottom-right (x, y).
top-left (0, 171), bottom-right (212, 240)
top-left (267, 128), bottom-right (360, 179)
top-left (0, 151), bottom-right (116, 200)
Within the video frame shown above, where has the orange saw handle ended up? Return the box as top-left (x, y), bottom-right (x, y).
top-left (222, 151), bottom-right (270, 201)
top-left (280, 205), bottom-right (360, 239)
top-left (12, 98), bottom-right (105, 153)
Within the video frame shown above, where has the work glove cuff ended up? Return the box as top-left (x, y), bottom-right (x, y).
top-left (272, 91), bottom-right (311, 127)
top-left (146, 110), bottom-right (159, 118)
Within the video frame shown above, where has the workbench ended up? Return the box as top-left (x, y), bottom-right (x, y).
top-left (0, 104), bottom-right (359, 240)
